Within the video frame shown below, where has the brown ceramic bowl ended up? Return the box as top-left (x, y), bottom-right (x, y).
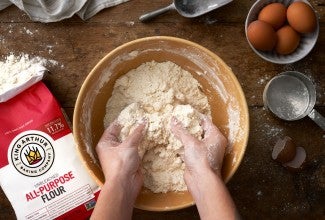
top-left (73, 36), bottom-right (249, 211)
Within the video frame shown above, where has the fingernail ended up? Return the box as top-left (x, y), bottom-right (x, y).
top-left (179, 152), bottom-right (185, 162)
top-left (202, 114), bottom-right (209, 121)
top-left (137, 117), bottom-right (148, 125)
top-left (171, 116), bottom-right (178, 124)
top-left (112, 120), bottom-right (121, 127)
top-left (198, 112), bottom-right (205, 119)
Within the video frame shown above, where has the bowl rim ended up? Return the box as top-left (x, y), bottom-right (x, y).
top-left (245, 0), bottom-right (320, 64)
top-left (73, 36), bottom-right (250, 211)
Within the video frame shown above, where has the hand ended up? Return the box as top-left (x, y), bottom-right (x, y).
top-left (91, 120), bottom-right (147, 220)
top-left (96, 120), bottom-right (146, 200)
top-left (170, 117), bottom-right (238, 220)
top-left (170, 116), bottom-right (227, 178)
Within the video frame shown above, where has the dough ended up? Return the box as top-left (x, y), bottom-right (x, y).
top-left (104, 61), bottom-right (211, 193)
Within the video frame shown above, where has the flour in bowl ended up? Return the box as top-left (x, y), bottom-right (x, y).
top-left (104, 61), bottom-right (211, 193)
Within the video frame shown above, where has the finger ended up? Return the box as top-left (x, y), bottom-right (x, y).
top-left (123, 119), bottom-right (147, 148)
top-left (170, 117), bottom-right (199, 147)
top-left (201, 115), bottom-right (216, 138)
top-left (99, 120), bottom-right (121, 147)
top-left (201, 116), bottom-right (222, 141)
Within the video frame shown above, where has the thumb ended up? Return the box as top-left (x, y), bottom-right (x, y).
top-left (201, 116), bottom-right (227, 148)
top-left (98, 120), bottom-right (121, 148)
top-left (123, 119), bottom-right (147, 148)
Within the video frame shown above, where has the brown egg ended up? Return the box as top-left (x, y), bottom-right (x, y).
top-left (258, 3), bottom-right (287, 29)
top-left (247, 20), bottom-right (277, 51)
top-left (287, 2), bottom-right (317, 33)
top-left (275, 25), bottom-right (300, 55)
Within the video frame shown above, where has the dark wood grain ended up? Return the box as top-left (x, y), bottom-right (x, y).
top-left (0, 0), bottom-right (324, 219)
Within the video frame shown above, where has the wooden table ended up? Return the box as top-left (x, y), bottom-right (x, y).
top-left (0, 0), bottom-right (324, 219)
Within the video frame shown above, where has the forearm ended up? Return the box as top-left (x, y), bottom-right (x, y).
top-left (186, 169), bottom-right (238, 220)
top-left (91, 178), bottom-right (135, 220)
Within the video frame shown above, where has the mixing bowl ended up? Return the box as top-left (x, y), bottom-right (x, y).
top-left (73, 36), bottom-right (249, 211)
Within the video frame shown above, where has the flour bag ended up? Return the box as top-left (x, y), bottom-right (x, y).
top-left (0, 56), bottom-right (99, 220)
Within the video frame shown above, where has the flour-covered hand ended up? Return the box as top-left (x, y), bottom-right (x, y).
top-left (91, 120), bottom-right (147, 220)
top-left (171, 117), bottom-right (238, 220)
top-left (96, 120), bottom-right (146, 199)
top-left (170, 116), bottom-right (227, 177)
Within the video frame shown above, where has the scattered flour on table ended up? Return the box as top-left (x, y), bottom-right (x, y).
top-left (104, 61), bottom-right (211, 193)
top-left (46, 45), bottom-right (54, 54)
top-left (125, 21), bottom-right (135, 27)
top-left (256, 190), bottom-right (263, 196)
top-left (0, 36), bottom-right (5, 44)
top-left (0, 53), bottom-right (58, 94)
top-left (258, 75), bottom-right (271, 85)
top-left (23, 27), bottom-right (33, 36)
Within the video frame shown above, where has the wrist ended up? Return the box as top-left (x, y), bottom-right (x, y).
top-left (185, 169), bottom-right (237, 220)
top-left (103, 171), bottom-right (142, 203)
top-left (102, 176), bottom-right (134, 203)
top-left (93, 174), bottom-right (135, 220)
top-left (104, 170), bottom-right (128, 184)
top-left (185, 165), bottom-right (222, 183)
top-left (185, 167), bottom-right (222, 199)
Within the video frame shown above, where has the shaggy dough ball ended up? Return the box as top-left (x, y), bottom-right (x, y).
top-left (104, 61), bottom-right (211, 193)
top-left (118, 103), bottom-right (203, 193)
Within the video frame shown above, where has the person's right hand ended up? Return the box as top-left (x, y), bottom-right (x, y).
top-left (170, 116), bottom-right (227, 178)
top-left (171, 116), bottom-right (238, 220)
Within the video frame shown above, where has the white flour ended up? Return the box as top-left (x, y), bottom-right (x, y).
top-left (104, 61), bottom-right (211, 193)
top-left (0, 53), bottom-right (58, 102)
top-left (227, 105), bottom-right (241, 150)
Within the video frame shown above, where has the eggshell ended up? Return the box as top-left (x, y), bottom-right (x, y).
top-left (247, 20), bottom-right (277, 51)
top-left (258, 3), bottom-right (287, 30)
top-left (275, 25), bottom-right (300, 55)
top-left (272, 136), bottom-right (296, 163)
top-left (283, 147), bottom-right (306, 171)
top-left (287, 2), bottom-right (317, 33)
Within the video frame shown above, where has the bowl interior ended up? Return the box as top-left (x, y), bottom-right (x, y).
top-left (245, 0), bottom-right (319, 64)
top-left (73, 36), bottom-right (249, 211)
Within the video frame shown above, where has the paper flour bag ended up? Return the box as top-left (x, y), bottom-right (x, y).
top-left (0, 56), bottom-right (99, 219)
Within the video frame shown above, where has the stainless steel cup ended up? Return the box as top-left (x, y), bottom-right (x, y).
top-left (263, 71), bottom-right (325, 130)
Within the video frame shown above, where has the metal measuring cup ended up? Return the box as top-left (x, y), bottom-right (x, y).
top-left (263, 71), bottom-right (325, 130)
top-left (139, 0), bottom-right (232, 22)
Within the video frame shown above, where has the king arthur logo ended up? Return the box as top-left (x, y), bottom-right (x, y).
top-left (25, 146), bottom-right (42, 165)
top-left (9, 130), bottom-right (55, 177)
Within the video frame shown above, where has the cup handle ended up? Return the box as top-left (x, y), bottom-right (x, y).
top-left (308, 109), bottom-right (325, 131)
top-left (139, 4), bottom-right (175, 22)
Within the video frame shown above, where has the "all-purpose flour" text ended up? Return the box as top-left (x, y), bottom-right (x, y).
top-left (26, 171), bottom-right (74, 203)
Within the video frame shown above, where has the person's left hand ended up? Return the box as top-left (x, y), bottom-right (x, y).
top-left (96, 120), bottom-right (147, 200)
